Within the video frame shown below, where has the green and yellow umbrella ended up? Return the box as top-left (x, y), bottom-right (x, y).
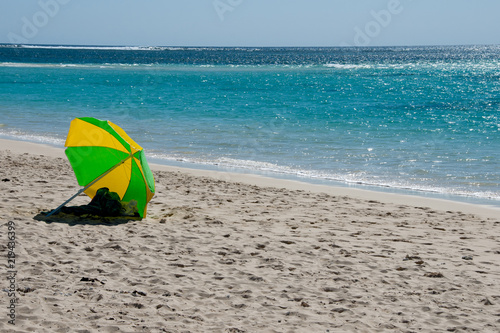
top-left (48, 117), bottom-right (155, 218)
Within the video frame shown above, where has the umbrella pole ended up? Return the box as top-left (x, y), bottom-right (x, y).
top-left (45, 155), bottom-right (132, 217)
top-left (45, 188), bottom-right (85, 217)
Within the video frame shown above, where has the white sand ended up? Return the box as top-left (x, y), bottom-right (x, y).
top-left (1, 138), bottom-right (500, 332)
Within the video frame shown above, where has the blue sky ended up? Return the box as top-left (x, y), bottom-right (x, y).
top-left (1, 0), bottom-right (499, 47)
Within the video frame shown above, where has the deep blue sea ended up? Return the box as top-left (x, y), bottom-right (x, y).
top-left (1, 44), bottom-right (499, 206)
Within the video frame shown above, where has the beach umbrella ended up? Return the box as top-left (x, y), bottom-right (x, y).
top-left (47, 117), bottom-right (155, 218)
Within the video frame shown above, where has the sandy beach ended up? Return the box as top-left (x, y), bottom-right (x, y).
top-left (1, 138), bottom-right (500, 332)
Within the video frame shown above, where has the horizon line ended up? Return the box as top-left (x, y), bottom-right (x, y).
top-left (1, 42), bottom-right (499, 49)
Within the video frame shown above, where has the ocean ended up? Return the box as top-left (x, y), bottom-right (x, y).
top-left (1, 44), bottom-right (499, 206)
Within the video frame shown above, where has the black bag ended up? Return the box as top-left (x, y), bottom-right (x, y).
top-left (60, 187), bottom-right (122, 217)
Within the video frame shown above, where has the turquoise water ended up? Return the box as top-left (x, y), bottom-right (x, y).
top-left (1, 45), bottom-right (499, 205)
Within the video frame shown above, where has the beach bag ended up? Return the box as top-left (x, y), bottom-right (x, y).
top-left (61, 187), bottom-right (122, 217)
top-left (88, 187), bottom-right (122, 216)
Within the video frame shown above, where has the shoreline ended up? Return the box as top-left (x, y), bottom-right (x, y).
top-left (2, 138), bottom-right (499, 219)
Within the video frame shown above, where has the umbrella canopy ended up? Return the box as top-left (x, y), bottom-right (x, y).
top-left (64, 117), bottom-right (155, 218)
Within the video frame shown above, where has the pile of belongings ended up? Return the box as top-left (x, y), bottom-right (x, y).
top-left (60, 187), bottom-right (138, 217)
